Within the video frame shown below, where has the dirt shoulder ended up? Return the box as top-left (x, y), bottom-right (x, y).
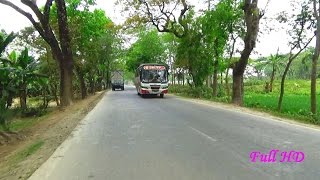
top-left (0, 91), bottom-right (106, 180)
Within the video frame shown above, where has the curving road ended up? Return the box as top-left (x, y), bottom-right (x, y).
top-left (29, 85), bottom-right (320, 180)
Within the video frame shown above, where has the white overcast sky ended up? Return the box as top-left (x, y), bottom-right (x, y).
top-left (0, 0), bottom-right (312, 57)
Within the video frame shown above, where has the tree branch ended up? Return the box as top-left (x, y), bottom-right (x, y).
top-left (313, 0), bottom-right (319, 21)
top-left (21, 0), bottom-right (44, 22)
top-left (141, 0), bottom-right (189, 38)
top-left (44, 0), bottom-right (54, 24)
top-left (290, 34), bottom-right (316, 61)
top-left (0, 0), bottom-right (45, 38)
top-left (176, 0), bottom-right (189, 37)
top-left (0, 0), bottom-right (63, 62)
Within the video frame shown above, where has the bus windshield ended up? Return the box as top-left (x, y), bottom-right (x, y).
top-left (141, 68), bottom-right (167, 83)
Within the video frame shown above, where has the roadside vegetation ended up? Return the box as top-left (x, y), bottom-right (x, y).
top-left (1, 0), bottom-right (318, 129)
top-left (120, 0), bottom-right (320, 124)
top-left (0, 0), bottom-right (319, 165)
top-left (170, 79), bottom-right (320, 124)
top-left (0, 0), bottom-right (318, 178)
top-left (0, 0), bottom-right (124, 132)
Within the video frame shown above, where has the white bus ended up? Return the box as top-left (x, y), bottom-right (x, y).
top-left (134, 63), bottom-right (169, 98)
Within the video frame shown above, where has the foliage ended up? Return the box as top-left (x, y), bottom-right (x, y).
top-left (276, 0), bottom-right (316, 111)
top-left (0, 31), bottom-right (17, 129)
top-left (201, 0), bottom-right (242, 72)
top-left (118, 0), bottom-right (190, 38)
top-left (0, 31), bottom-right (16, 54)
top-left (1, 30), bottom-right (49, 129)
top-left (170, 78), bottom-right (320, 124)
top-left (125, 30), bottom-right (166, 72)
top-left (175, 10), bottom-right (214, 87)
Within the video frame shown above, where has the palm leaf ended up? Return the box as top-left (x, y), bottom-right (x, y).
top-left (0, 32), bottom-right (16, 55)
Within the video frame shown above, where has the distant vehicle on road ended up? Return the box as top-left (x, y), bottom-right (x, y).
top-left (111, 70), bottom-right (124, 91)
top-left (134, 63), bottom-right (169, 98)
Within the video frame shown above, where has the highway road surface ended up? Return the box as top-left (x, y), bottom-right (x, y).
top-left (29, 85), bottom-right (320, 180)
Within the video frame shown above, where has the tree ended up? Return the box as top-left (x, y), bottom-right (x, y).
top-left (0, 0), bottom-right (74, 107)
top-left (5, 48), bottom-right (47, 110)
top-left (60, 5), bottom-right (113, 98)
top-left (225, 35), bottom-right (239, 98)
top-left (311, 0), bottom-right (320, 115)
top-left (0, 31), bottom-right (16, 129)
top-left (161, 33), bottom-right (179, 84)
top-left (277, 2), bottom-right (315, 111)
top-left (256, 50), bottom-right (286, 92)
top-left (126, 30), bottom-right (166, 72)
top-left (175, 11), bottom-right (214, 87)
top-left (232, 0), bottom-right (263, 106)
top-left (201, 0), bottom-right (242, 96)
top-left (119, 0), bottom-right (190, 38)
top-left (17, 26), bottom-right (61, 106)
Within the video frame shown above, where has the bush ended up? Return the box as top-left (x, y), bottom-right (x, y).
top-left (169, 85), bottom-right (213, 99)
top-left (244, 79), bottom-right (266, 86)
top-left (21, 107), bottom-right (47, 118)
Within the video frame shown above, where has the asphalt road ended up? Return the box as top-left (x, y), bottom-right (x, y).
top-left (29, 86), bottom-right (320, 180)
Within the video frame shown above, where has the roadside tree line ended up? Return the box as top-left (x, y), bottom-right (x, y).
top-left (0, 0), bottom-right (122, 129)
top-left (120, 0), bottom-right (320, 119)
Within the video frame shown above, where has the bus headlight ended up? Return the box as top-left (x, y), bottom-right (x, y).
top-left (141, 86), bottom-right (148, 89)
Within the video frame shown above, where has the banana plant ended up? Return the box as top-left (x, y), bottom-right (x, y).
top-left (0, 32), bottom-right (16, 55)
top-left (8, 48), bottom-right (47, 110)
top-left (0, 31), bottom-right (16, 129)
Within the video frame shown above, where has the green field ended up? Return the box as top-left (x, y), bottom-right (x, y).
top-left (169, 79), bottom-right (320, 124)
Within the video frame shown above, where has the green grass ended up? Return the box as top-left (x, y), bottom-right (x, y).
top-left (244, 79), bottom-right (320, 95)
top-left (0, 108), bottom-right (53, 132)
top-left (8, 116), bottom-right (44, 132)
top-left (244, 93), bottom-right (319, 123)
top-left (169, 79), bottom-right (320, 125)
top-left (13, 140), bottom-right (44, 163)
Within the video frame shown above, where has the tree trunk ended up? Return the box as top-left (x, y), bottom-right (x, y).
top-left (173, 69), bottom-right (175, 85)
top-left (231, 0), bottom-right (261, 105)
top-left (232, 74), bottom-right (243, 105)
top-left (75, 65), bottom-right (87, 99)
top-left (96, 74), bottom-right (103, 92)
top-left (20, 83), bottom-right (27, 110)
top-left (278, 58), bottom-right (294, 111)
top-left (42, 88), bottom-right (48, 109)
top-left (182, 71), bottom-right (185, 86)
top-left (311, 2), bottom-right (320, 115)
top-left (89, 76), bottom-right (95, 94)
top-left (50, 83), bottom-right (60, 106)
top-left (311, 52), bottom-right (318, 115)
top-left (59, 59), bottom-right (73, 106)
top-left (225, 68), bottom-right (230, 97)
top-left (56, 0), bottom-right (74, 106)
top-left (106, 70), bottom-right (110, 89)
top-left (311, 36), bottom-right (320, 114)
top-left (220, 72), bottom-right (223, 96)
top-left (213, 66), bottom-right (218, 97)
top-left (269, 64), bottom-right (276, 92)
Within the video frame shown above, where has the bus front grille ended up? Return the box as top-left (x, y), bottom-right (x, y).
top-left (151, 86), bottom-right (160, 91)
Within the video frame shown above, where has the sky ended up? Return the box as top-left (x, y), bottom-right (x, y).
top-left (0, 0), bottom-right (312, 58)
